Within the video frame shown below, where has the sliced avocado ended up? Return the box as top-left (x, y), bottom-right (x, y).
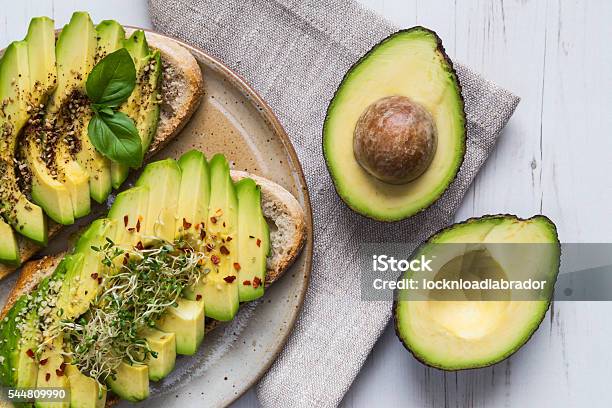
top-left (65, 364), bottom-right (106, 408)
top-left (135, 158), bottom-right (181, 244)
top-left (235, 178), bottom-right (270, 302)
top-left (140, 327), bottom-right (176, 381)
top-left (156, 297), bottom-right (205, 356)
top-left (190, 154), bottom-right (239, 321)
top-left (107, 361), bottom-right (149, 402)
top-left (47, 11), bottom-right (96, 218)
top-left (175, 150), bottom-right (211, 241)
top-left (22, 18), bottom-right (75, 226)
top-left (111, 30), bottom-right (150, 189)
top-left (0, 40), bottom-right (47, 245)
top-left (323, 27), bottom-right (466, 221)
top-left (73, 20), bottom-right (126, 204)
top-left (394, 215), bottom-right (560, 370)
top-left (54, 253), bottom-right (87, 319)
top-left (138, 50), bottom-right (162, 150)
top-left (0, 295), bottom-right (40, 389)
top-left (95, 20), bottom-right (125, 61)
top-left (0, 219), bottom-right (19, 265)
top-left (25, 16), bottom-right (57, 101)
top-left (35, 337), bottom-right (69, 408)
top-left (108, 186), bottom-right (149, 247)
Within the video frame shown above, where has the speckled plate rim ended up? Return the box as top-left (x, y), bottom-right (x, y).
top-left (135, 27), bottom-right (314, 405)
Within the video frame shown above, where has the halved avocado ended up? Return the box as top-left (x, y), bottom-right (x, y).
top-left (323, 27), bottom-right (465, 221)
top-left (394, 215), bottom-right (560, 370)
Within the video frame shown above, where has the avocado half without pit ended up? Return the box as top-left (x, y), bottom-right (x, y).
top-left (394, 215), bottom-right (561, 370)
top-left (323, 27), bottom-right (466, 221)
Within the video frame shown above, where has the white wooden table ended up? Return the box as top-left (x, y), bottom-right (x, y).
top-left (2, 1), bottom-right (610, 407)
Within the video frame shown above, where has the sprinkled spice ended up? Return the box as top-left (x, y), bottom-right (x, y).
top-left (45, 373), bottom-right (50, 381)
top-left (243, 280), bottom-right (251, 286)
top-left (256, 239), bottom-right (261, 247)
top-left (210, 216), bottom-right (217, 224)
top-left (253, 277), bottom-right (262, 289)
top-left (223, 276), bottom-right (236, 283)
top-left (211, 255), bottom-right (220, 265)
top-left (196, 294), bottom-right (202, 301)
top-left (91, 273), bottom-right (98, 280)
top-left (26, 349), bottom-right (34, 359)
top-left (220, 245), bottom-right (230, 255)
top-left (233, 262), bottom-right (241, 271)
top-left (183, 218), bottom-right (192, 230)
top-left (40, 358), bottom-right (48, 366)
top-left (123, 215), bottom-right (129, 227)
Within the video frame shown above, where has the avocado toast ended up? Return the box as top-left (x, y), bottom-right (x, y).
top-left (0, 151), bottom-right (306, 407)
top-left (0, 12), bottom-right (204, 277)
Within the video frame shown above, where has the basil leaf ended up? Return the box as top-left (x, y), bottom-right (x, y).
top-left (86, 48), bottom-right (136, 107)
top-left (92, 104), bottom-right (115, 117)
top-left (88, 112), bottom-right (143, 168)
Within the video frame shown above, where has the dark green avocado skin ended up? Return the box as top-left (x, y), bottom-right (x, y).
top-left (322, 26), bottom-right (467, 222)
top-left (392, 214), bottom-right (561, 371)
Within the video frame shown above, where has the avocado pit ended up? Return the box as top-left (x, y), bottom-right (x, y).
top-left (353, 95), bottom-right (437, 184)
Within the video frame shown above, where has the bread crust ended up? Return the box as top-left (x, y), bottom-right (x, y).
top-left (0, 30), bottom-right (204, 281)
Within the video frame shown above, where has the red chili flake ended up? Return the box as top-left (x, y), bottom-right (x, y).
top-left (136, 218), bottom-right (141, 232)
top-left (252, 277), bottom-right (262, 289)
top-left (195, 223), bottom-right (200, 230)
top-left (211, 255), bottom-right (220, 265)
top-left (45, 373), bottom-right (50, 381)
top-left (210, 216), bottom-right (217, 224)
top-left (226, 236), bottom-right (232, 242)
top-left (40, 358), bottom-right (48, 366)
top-left (128, 227), bottom-right (135, 232)
top-left (243, 280), bottom-right (251, 286)
top-left (98, 277), bottom-right (103, 284)
top-left (222, 222), bottom-right (226, 228)
top-left (59, 362), bottom-right (66, 371)
top-left (200, 229), bottom-right (206, 240)
top-left (90, 273), bottom-right (98, 280)
top-left (26, 349), bottom-right (34, 359)
top-left (220, 245), bottom-right (230, 255)
top-left (205, 243), bottom-right (214, 252)
top-left (233, 262), bottom-right (241, 271)
top-left (196, 294), bottom-right (202, 301)
top-left (249, 235), bottom-right (255, 239)
top-left (123, 215), bottom-right (129, 227)
top-left (136, 241), bottom-right (144, 250)
top-left (223, 275), bottom-right (236, 283)
top-left (256, 239), bottom-right (261, 247)
top-left (56, 368), bottom-right (64, 377)
top-left (183, 218), bottom-right (192, 230)
top-left (123, 254), bottom-right (129, 266)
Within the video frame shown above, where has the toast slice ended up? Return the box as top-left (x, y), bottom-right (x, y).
top-left (0, 29), bottom-right (204, 280)
top-left (1, 170), bottom-right (306, 319)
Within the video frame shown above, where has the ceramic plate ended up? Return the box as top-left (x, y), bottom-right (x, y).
top-left (0, 28), bottom-right (313, 408)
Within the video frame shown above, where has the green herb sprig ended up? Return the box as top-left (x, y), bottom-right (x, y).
top-left (86, 48), bottom-right (143, 168)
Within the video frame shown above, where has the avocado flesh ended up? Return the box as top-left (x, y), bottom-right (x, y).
top-left (156, 297), bottom-right (205, 356)
top-left (175, 150), bottom-right (211, 241)
top-left (108, 186), bottom-right (149, 248)
top-left (46, 11), bottom-right (96, 219)
top-left (0, 40), bottom-right (47, 245)
top-left (394, 215), bottom-right (560, 370)
top-left (140, 327), bottom-right (176, 381)
top-left (73, 20), bottom-right (125, 204)
top-left (187, 154), bottom-right (239, 321)
top-left (35, 337), bottom-right (70, 408)
top-left (107, 361), bottom-right (149, 402)
top-left (111, 30), bottom-right (152, 188)
top-left (135, 158), bottom-right (181, 244)
top-left (323, 27), bottom-right (465, 221)
top-left (0, 219), bottom-right (19, 265)
top-left (0, 296), bottom-right (40, 389)
top-left (235, 178), bottom-right (270, 302)
top-left (21, 18), bottom-right (75, 226)
top-left (65, 364), bottom-right (107, 408)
